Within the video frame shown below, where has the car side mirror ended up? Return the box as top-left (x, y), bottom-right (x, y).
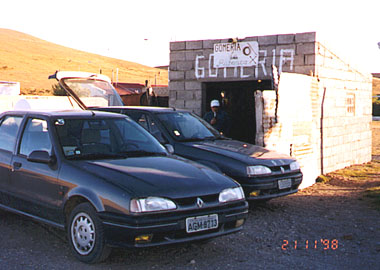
top-left (164, 144), bottom-right (174, 154)
top-left (27, 150), bottom-right (55, 164)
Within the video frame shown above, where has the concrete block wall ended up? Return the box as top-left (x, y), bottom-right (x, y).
top-left (315, 43), bottom-right (372, 173)
top-left (169, 32), bottom-right (318, 116)
top-left (261, 73), bottom-right (322, 187)
top-left (170, 32), bottom-right (372, 185)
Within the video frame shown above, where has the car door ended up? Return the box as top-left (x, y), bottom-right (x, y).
top-left (0, 115), bottom-right (23, 206)
top-left (9, 117), bottom-right (61, 222)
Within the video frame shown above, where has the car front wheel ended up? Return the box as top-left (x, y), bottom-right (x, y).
top-left (67, 203), bottom-right (111, 263)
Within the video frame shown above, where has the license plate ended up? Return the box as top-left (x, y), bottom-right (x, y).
top-left (186, 214), bottom-right (218, 233)
top-left (278, 179), bottom-right (292, 189)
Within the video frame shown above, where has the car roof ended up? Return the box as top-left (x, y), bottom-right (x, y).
top-left (0, 109), bottom-right (126, 118)
top-left (92, 106), bottom-right (190, 113)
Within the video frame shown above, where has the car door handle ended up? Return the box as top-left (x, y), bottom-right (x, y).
top-left (12, 162), bottom-right (22, 172)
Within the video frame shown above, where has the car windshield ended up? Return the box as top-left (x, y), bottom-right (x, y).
top-left (157, 112), bottom-right (221, 142)
top-left (61, 78), bottom-right (124, 107)
top-left (54, 117), bottom-right (167, 160)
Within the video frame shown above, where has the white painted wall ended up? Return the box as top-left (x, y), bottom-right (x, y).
top-left (0, 96), bottom-right (80, 113)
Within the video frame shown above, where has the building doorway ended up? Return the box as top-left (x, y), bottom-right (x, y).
top-left (204, 80), bottom-right (271, 144)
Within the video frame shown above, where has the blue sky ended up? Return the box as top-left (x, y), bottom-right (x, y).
top-left (1, 0), bottom-right (379, 72)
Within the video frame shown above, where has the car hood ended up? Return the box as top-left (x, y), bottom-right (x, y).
top-left (185, 139), bottom-right (295, 166)
top-left (74, 156), bottom-right (237, 198)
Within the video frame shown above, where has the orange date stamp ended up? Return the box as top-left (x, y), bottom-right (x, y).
top-left (281, 239), bottom-right (339, 250)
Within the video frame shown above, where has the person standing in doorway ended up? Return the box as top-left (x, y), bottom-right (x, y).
top-left (203, 99), bottom-right (230, 136)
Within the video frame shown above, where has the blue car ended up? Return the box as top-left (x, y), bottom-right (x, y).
top-left (0, 109), bottom-right (247, 263)
top-left (51, 71), bottom-right (303, 202)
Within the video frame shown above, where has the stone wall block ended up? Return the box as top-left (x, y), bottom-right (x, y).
top-left (296, 43), bottom-right (316, 55)
top-left (203, 39), bottom-right (219, 49)
top-left (169, 71), bottom-right (185, 81)
top-left (177, 90), bottom-right (194, 100)
top-left (276, 44), bottom-right (297, 52)
top-left (194, 90), bottom-right (202, 100)
top-left (170, 99), bottom-right (185, 109)
top-left (295, 32), bottom-right (317, 43)
top-left (305, 54), bottom-right (316, 65)
top-left (293, 54), bottom-right (305, 66)
top-left (185, 70), bottom-right (197, 80)
top-left (258, 35), bottom-right (278, 45)
top-left (186, 40), bottom-right (203, 50)
top-left (278, 34), bottom-right (295, 44)
top-left (170, 51), bottom-right (186, 61)
top-left (169, 81), bottom-right (185, 91)
top-left (176, 61), bottom-right (193, 71)
top-left (244, 36), bottom-right (259, 42)
top-left (184, 99), bottom-right (200, 109)
top-left (170, 41), bottom-right (186, 51)
top-left (258, 45), bottom-right (276, 57)
top-left (169, 61), bottom-right (177, 71)
top-left (185, 81), bottom-right (202, 90)
top-left (186, 51), bottom-right (203, 61)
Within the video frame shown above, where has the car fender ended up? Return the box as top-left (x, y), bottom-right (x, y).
top-left (65, 186), bottom-right (105, 212)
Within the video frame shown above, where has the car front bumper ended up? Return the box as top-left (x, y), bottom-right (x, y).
top-left (239, 172), bottom-right (303, 200)
top-left (100, 201), bottom-right (248, 248)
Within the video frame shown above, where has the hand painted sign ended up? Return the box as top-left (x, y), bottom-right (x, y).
top-left (213, 41), bottom-right (258, 68)
top-left (195, 48), bottom-right (295, 80)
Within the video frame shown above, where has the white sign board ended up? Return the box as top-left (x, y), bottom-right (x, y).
top-left (213, 41), bottom-right (259, 68)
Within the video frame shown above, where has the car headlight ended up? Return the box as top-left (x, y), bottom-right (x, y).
top-left (246, 165), bottom-right (271, 176)
top-left (219, 187), bottom-right (245, 203)
top-left (290, 161), bottom-right (300, 171)
top-left (130, 197), bottom-right (177, 213)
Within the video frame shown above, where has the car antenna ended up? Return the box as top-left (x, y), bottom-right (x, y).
top-left (171, 107), bottom-right (176, 111)
top-left (91, 111), bottom-right (96, 117)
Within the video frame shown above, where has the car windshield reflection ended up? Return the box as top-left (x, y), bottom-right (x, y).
top-left (61, 78), bottom-right (124, 107)
top-left (55, 117), bottom-right (167, 160)
top-left (157, 112), bottom-right (222, 142)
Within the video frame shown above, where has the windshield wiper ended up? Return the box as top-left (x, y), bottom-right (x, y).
top-left (67, 152), bottom-right (128, 160)
top-left (203, 136), bottom-right (217, 141)
top-left (118, 150), bottom-right (167, 157)
top-left (178, 137), bottom-right (205, 142)
top-left (179, 135), bottom-right (220, 142)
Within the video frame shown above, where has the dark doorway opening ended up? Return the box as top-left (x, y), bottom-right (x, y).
top-left (204, 80), bottom-right (271, 144)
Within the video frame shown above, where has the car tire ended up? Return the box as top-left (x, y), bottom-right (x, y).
top-left (67, 202), bottom-right (111, 263)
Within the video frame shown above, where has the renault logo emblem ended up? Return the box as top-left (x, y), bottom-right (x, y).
top-left (197, 198), bottom-right (204, 208)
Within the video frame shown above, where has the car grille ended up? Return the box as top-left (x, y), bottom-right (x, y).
top-left (270, 165), bottom-right (292, 174)
top-left (174, 194), bottom-right (219, 209)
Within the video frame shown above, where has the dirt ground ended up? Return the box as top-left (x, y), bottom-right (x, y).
top-left (1, 166), bottom-right (378, 270)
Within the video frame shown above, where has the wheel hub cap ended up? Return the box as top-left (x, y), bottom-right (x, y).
top-left (71, 213), bottom-right (95, 255)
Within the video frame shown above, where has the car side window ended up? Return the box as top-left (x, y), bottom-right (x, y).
top-left (137, 114), bottom-right (149, 130)
top-left (146, 115), bottom-right (166, 143)
top-left (0, 116), bottom-right (23, 152)
top-left (124, 111), bottom-right (167, 144)
top-left (19, 118), bottom-right (52, 156)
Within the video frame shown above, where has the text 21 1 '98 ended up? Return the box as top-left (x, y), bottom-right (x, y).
top-left (281, 239), bottom-right (339, 250)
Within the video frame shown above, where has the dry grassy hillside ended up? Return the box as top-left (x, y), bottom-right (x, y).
top-left (0, 29), bottom-right (168, 95)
